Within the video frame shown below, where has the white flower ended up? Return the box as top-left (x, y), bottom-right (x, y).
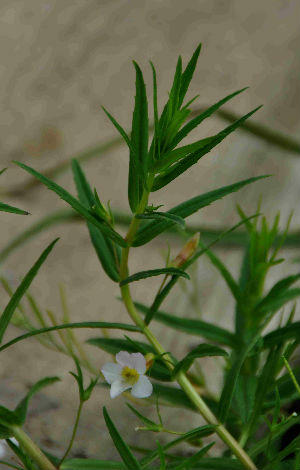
top-left (101, 351), bottom-right (153, 399)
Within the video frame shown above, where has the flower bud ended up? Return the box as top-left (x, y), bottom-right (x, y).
top-left (171, 233), bottom-right (200, 268)
top-left (144, 353), bottom-right (155, 371)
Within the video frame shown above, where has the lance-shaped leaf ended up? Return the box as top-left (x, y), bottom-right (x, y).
top-left (178, 43), bottom-right (202, 108)
top-left (61, 459), bottom-right (126, 469)
top-left (0, 202), bottom-right (29, 215)
top-left (154, 136), bottom-right (215, 172)
top-left (14, 161), bottom-right (127, 247)
top-left (135, 211), bottom-right (185, 227)
top-left (0, 407), bottom-right (20, 428)
top-left (71, 159), bottom-right (120, 282)
top-left (263, 322), bottom-right (300, 348)
top-left (103, 407), bottom-right (141, 470)
top-left (0, 238), bottom-right (58, 344)
top-left (217, 333), bottom-right (260, 423)
top-left (133, 175), bottom-right (268, 246)
top-left (128, 62), bottom-right (148, 212)
top-left (141, 422), bottom-right (215, 467)
top-left (120, 267), bottom-right (190, 286)
top-left (169, 87), bottom-right (248, 152)
top-left (135, 301), bottom-right (237, 347)
top-left (175, 442), bottom-right (214, 470)
top-left (0, 322), bottom-right (141, 353)
top-left (153, 106), bottom-right (262, 190)
top-left (146, 214), bottom-right (259, 324)
top-left (172, 344), bottom-right (228, 378)
top-left (126, 403), bottom-right (161, 431)
top-left (200, 242), bottom-right (243, 306)
top-left (254, 274), bottom-right (300, 317)
top-left (15, 377), bottom-right (60, 425)
top-left (102, 106), bottom-right (133, 153)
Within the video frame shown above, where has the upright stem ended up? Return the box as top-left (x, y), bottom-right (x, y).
top-left (59, 400), bottom-right (83, 466)
top-left (119, 192), bottom-right (257, 470)
top-left (11, 425), bottom-right (56, 470)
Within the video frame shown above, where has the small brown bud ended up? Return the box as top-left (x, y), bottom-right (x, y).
top-left (145, 353), bottom-right (155, 371)
top-left (171, 233), bottom-right (200, 267)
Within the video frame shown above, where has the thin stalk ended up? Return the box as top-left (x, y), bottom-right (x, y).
top-left (59, 400), bottom-right (83, 466)
top-left (59, 285), bottom-right (97, 375)
top-left (11, 426), bottom-right (56, 470)
top-left (119, 193), bottom-right (257, 470)
top-left (46, 309), bottom-right (76, 358)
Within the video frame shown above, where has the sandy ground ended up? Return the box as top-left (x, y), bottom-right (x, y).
top-left (0, 0), bottom-right (299, 466)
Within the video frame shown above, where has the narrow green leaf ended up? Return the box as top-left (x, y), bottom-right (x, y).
top-left (217, 333), bottom-right (260, 423)
top-left (254, 275), bottom-right (300, 316)
top-left (120, 268), bottom-right (190, 287)
top-left (170, 87), bottom-right (248, 150)
top-left (0, 238), bottom-right (58, 344)
top-left (102, 106), bottom-right (133, 152)
top-left (232, 375), bottom-right (258, 424)
top-left (103, 407), bottom-right (141, 469)
top-left (146, 214), bottom-right (259, 324)
top-left (155, 136), bottom-right (214, 172)
top-left (175, 442), bottom-right (214, 470)
top-left (168, 56), bottom-right (182, 117)
top-left (0, 322), bottom-right (141, 353)
top-left (15, 377), bottom-right (60, 425)
top-left (120, 267), bottom-right (189, 286)
top-left (61, 459), bottom-right (126, 469)
top-left (126, 403), bottom-right (159, 429)
top-left (14, 161), bottom-right (127, 247)
top-left (135, 301), bottom-right (237, 347)
top-left (71, 159), bottom-right (120, 281)
top-left (0, 407), bottom-right (20, 427)
top-left (172, 344), bottom-right (228, 377)
top-left (282, 355), bottom-right (300, 398)
top-left (153, 106), bottom-right (262, 190)
top-left (263, 322), bottom-right (300, 348)
top-left (249, 415), bottom-right (300, 459)
top-left (178, 43), bottom-right (202, 107)
top-left (128, 62), bottom-right (148, 212)
top-left (200, 242), bottom-right (243, 305)
top-left (0, 202), bottom-right (29, 215)
top-left (141, 422), bottom-right (215, 467)
top-left (135, 211), bottom-right (185, 227)
top-left (133, 175), bottom-right (268, 246)
top-left (156, 441), bottom-right (166, 470)
top-left (150, 62), bottom-right (160, 162)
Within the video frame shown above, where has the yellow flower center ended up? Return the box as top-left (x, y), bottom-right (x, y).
top-left (121, 366), bottom-right (139, 384)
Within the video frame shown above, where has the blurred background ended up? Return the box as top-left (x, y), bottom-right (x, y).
top-left (0, 0), bottom-right (299, 464)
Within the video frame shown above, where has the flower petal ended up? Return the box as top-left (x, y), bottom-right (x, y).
top-left (110, 379), bottom-right (131, 399)
top-left (116, 351), bottom-right (132, 367)
top-left (131, 375), bottom-right (153, 398)
top-left (130, 353), bottom-right (146, 374)
top-left (101, 362), bottom-right (122, 384)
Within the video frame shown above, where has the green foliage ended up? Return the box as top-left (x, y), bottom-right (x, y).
top-left (103, 407), bottom-right (142, 469)
top-left (70, 357), bottom-right (98, 402)
top-left (172, 344), bottom-right (228, 377)
top-left (71, 159), bottom-right (121, 281)
top-left (14, 161), bottom-right (127, 247)
top-left (119, 267), bottom-right (190, 286)
top-left (0, 45), bottom-right (299, 470)
top-left (0, 239), bottom-right (58, 344)
top-left (133, 175), bottom-right (268, 246)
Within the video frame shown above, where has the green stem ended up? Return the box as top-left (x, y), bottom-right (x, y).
top-left (119, 193), bottom-right (257, 470)
top-left (59, 400), bottom-right (84, 466)
top-left (11, 425), bottom-right (56, 470)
